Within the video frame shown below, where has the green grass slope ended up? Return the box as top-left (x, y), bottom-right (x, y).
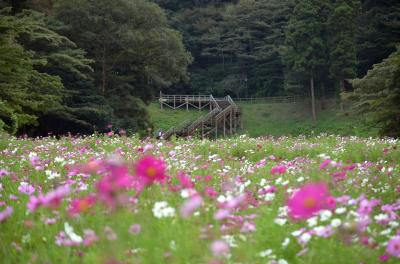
top-left (148, 100), bottom-right (378, 137)
top-left (147, 103), bottom-right (206, 132)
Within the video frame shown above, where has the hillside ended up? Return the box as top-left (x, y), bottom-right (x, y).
top-left (148, 100), bottom-right (378, 137)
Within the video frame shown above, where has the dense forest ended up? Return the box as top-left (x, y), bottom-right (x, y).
top-left (0, 0), bottom-right (399, 136)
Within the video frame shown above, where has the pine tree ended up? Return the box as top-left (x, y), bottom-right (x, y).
top-left (283, 0), bottom-right (332, 123)
top-left (348, 47), bottom-right (400, 137)
top-left (0, 8), bottom-right (63, 134)
top-left (328, 0), bottom-right (360, 110)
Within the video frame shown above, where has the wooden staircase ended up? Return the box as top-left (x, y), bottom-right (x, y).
top-left (160, 93), bottom-right (241, 140)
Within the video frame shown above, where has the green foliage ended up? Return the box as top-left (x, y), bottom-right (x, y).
top-left (349, 47), bottom-right (400, 137)
top-left (54, 0), bottom-right (192, 132)
top-left (283, 0), bottom-right (331, 80)
top-left (0, 8), bottom-right (63, 134)
top-left (328, 0), bottom-right (359, 81)
top-left (357, 0), bottom-right (400, 76)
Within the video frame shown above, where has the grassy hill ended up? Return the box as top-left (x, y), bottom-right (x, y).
top-left (148, 100), bottom-right (378, 137)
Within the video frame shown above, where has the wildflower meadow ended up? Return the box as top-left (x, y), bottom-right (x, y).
top-left (0, 134), bottom-right (399, 264)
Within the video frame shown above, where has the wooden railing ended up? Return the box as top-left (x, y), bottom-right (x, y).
top-left (159, 92), bottom-right (241, 139)
top-left (186, 107), bottom-right (220, 133)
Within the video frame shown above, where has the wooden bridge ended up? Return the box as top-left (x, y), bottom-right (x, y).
top-left (159, 93), bottom-right (242, 139)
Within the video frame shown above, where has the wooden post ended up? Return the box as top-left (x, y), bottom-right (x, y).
top-left (173, 96), bottom-right (176, 109)
top-left (199, 97), bottom-right (201, 111)
top-left (186, 96), bottom-right (189, 111)
top-left (160, 91), bottom-right (163, 110)
top-left (223, 115), bottom-right (226, 137)
top-left (215, 121), bottom-right (218, 139)
top-left (230, 110), bottom-right (233, 135)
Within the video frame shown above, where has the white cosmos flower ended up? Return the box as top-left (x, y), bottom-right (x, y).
top-left (152, 201), bottom-right (175, 218)
top-left (64, 222), bottom-right (83, 243)
top-left (259, 249), bottom-right (273, 257)
top-left (282, 238), bottom-right (290, 248)
top-left (335, 207), bottom-right (346, 214)
top-left (274, 218), bottom-right (287, 226)
top-left (307, 217), bottom-right (318, 227)
top-left (319, 210), bottom-right (332, 221)
top-left (331, 218), bottom-right (342, 228)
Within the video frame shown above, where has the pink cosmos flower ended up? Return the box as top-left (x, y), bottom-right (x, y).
top-left (210, 240), bottom-right (230, 257)
top-left (129, 224), bottom-right (141, 235)
top-left (83, 229), bottom-right (99, 246)
top-left (330, 171), bottom-right (346, 182)
top-left (319, 159), bottom-right (332, 170)
top-left (41, 185), bottom-right (71, 209)
top-left (205, 186), bottom-right (218, 199)
top-left (180, 195), bottom-right (203, 218)
top-left (18, 182), bottom-right (35, 195)
top-left (270, 165), bottom-right (286, 175)
top-left (386, 236), bottom-right (400, 258)
top-left (177, 172), bottom-right (194, 189)
top-left (240, 221), bottom-right (256, 233)
top-left (379, 254), bottom-right (389, 262)
top-left (287, 182), bottom-right (334, 219)
top-left (358, 198), bottom-right (380, 216)
top-left (68, 195), bottom-right (96, 216)
top-left (27, 195), bottom-right (43, 212)
top-left (135, 156), bottom-right (167, 186)
top-left (96, 163), bottom-right (135, 206)
top-left (27, 185), bottom-right (71, 212)
top-left (0, 169), bottom-right (9, 178)
top-left (0, 206), bottom-right (13, 222)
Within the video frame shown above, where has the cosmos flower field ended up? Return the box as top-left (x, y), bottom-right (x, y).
top-left (0, 134), bottom-right (399, 264)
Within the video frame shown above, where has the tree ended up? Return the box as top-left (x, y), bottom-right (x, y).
top-left (0, 8), bottom-right (63, 134)
top-left (283, 0), bottom-right (332, 123)
top-left (357, 0), bottom-right (400, 76)
top-left (328, 0), bottom-right (360, 110)
top-left (347, 47), bottom-right (400, 137)
top-left (54, 0), bottom-right (192, 133)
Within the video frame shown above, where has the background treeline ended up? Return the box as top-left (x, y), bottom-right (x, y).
top-left (0, 0), bottom-right (399, 136)
top-left (0, 0), bottom-right (192, 136)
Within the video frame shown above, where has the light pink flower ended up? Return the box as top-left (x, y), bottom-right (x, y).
top-left (104, 226), bottom-right (117, 241)
top-left (18, 182), bottom-right (35, 195)
top-left (210, 240), bottom-right (230, 257)
top-left (386, 236), bottom-right (400, 258)
top-left (83, 229), bottom-right (98, 246)
top-left (41, 185), bottom-right (71, 209)
top-left (358, 198), bottom-right (380, 216)
top-left (0, 206), bottom-right (13, 222)
top-left (180, 195), bottom-right (203, 218)
top-left (129, 224), bottom-right (141, 235)
top-left (240, 221), bottom-right (256, 233)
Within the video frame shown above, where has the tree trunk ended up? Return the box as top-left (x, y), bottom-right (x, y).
top-left (101, 47), bottom-right (106, 95)
top-left (320, 82), bottom-right (326, 110)
top-left (339, 79), bottom-right (345, 111)
top-left (310, 76), bottom-right (317, 124)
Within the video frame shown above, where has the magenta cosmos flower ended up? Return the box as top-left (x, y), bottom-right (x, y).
top-left (270, 165), bottom-right (287, 175)
top-left (135, 156), bottom-right (167, 185)
top-left (287, 182), bottom-right (334, 219)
